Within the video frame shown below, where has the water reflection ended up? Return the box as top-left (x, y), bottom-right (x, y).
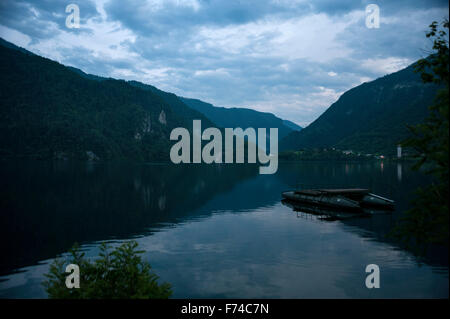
top-left (397, 162), bottom-right (402, 182)
top-left (0, 161), bottom-right (258, 275)
top-left (0, 160), bottom-right (447, 298)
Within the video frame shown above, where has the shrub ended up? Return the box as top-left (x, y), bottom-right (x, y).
top-left (42, 241), bottom-right (172, 299)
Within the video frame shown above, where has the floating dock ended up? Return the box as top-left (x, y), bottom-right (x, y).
top-left (281, 188), bottom-right (394, 211)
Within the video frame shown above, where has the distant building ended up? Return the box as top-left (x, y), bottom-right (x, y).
top-left (397, 145), bottom-right (402, 159)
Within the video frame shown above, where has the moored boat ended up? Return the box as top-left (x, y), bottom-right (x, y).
top-left (360, 193), bottom-right (395, 209)
top-left (281, 188), bottom-right (394, 211)
top-left (282, 190), bottom-right (361, 211)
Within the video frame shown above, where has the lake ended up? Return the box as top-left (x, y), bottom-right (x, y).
top-left (0, 160), bottom-right (448, 298)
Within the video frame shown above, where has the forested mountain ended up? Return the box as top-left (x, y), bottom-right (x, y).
top-left (181, 97), bottom-right (301, 141)
top-left (66, 63), bottom-right (301, 138)
top-left (280, 62), bottom-right (440, 155)
top-left (0, 38), bottom-right (214, 161)
top-left (3, 36), bottom-right (436, 160)
top-left (0, 37), bottom-right (299, 162)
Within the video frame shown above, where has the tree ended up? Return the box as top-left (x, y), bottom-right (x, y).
top-left (393, 20), bottom-right (449, 251)
top-left (43, 241), bottom-right (172, 299)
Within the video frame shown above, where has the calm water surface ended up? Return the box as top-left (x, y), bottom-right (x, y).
top-left (0, 160), bottom-right (448, 298)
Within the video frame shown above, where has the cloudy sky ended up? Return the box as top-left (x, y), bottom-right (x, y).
top-left (0, 0), bottom-right (448, 126)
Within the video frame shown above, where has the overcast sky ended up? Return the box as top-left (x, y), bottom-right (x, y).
top-left (0, 0), bottom-right (448, 126)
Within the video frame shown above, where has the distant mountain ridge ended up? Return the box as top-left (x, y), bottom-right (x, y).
top-left (280, 62), bottom-right (440, 155)
top-left (180, 97), bottom-right (301, 141)
top-left (282, 119), bottom-right (303, 132)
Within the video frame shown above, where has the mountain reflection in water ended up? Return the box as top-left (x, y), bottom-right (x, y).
top-left (0, 160), bottom-right (448, 298)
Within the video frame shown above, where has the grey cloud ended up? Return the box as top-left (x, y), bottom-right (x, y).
top-left (104, 0), bottom-right (311, 36)
top-left (0, 0), bottom-right (99, 40)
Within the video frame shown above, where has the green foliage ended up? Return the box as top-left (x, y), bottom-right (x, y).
top-left (42, 241), bottom-right (172, 299)
top-left (415, 21), bottom-right (449, 86)
top-left (392, 20), bottom-right (449, 250)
